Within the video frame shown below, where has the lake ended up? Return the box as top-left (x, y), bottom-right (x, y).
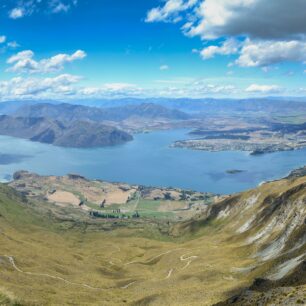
top-left (0, 129), bottom-right (306, 194)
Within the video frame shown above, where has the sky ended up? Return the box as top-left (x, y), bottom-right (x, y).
top-left (0, 0), bottom-right (306, 101)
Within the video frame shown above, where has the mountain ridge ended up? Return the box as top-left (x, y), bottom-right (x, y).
top-left (12, 102), bottom-right (191, 122)
top-left (0, 115), bottom-right (133, 148)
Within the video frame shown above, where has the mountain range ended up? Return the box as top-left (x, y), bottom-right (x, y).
top-left (12, 102), bottom-right (190, 122)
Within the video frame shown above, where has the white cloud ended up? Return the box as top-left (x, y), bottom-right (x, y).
top-left (160, 65), bottom-right (170, 71)
top-left (7, 50), bottom-right (34, 64)
top-left (147, 0), bottom-right (306, 67)
top-left (145, 0), bottom-right (197, 23)
top-left (184, 0), bottom-right (306, 40)
top-left (201, 38), bottom-right (306, 67)
top-left (9, 8), bottom-right (24, 19)
top-left (0, 36), bottom-right (6, 44)
top-left (245, 84), bottom-right (281, 94)
top-left (0, 74), bottom-right (81, 99)
top-left (236, 40), bottom-right (306, 67)
top-left (200, 38), bottom-right (240, 59)
top-left (0, 74), bottom-right (243, 100)
top-left (7, 50), bottom-right (87, 74)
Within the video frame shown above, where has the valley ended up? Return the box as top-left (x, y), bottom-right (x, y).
top-left (0, 99), bottom-right (305, 306)
top-left (2, 2), bottom-right (306, 305)
top-left (9, 171), bottom-right (216, 221)
top-left (0, 167), bottom-right (305, 305)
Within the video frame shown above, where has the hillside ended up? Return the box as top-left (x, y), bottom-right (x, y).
top-left (172, 169), bottom-right (306, 305)
top-left (0, 170), bottom-right (305, 305)
top-left (13, 102), bottom-right (190, 122)
top-left (0, 115), bottom-right (133, 148)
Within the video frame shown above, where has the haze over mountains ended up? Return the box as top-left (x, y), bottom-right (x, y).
top-left (2, 97), bottom-right (306, 116)
top-left (12, 102), bottom-right (190, 122)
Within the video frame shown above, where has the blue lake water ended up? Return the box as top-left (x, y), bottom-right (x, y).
top-left (0, 129), bottom-right (306, 194)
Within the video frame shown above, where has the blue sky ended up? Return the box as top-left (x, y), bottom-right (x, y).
top-left (0, 0), bottom-right (306, 100)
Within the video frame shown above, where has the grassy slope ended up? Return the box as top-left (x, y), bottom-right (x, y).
top-left (0, 173), bottom-right (305, 305)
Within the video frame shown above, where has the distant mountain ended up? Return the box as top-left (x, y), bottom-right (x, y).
top-left (0, 115), bottom-right (133, 148)
top-left (13, 102), bottom-right (190, 122)
top-left (145, 98), bottom-right (306, 114)
top-left (4, 98), bottom-right (306, 118)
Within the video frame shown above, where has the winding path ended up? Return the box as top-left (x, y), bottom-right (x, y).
top-left (1, 247), bottom-right (200, 290)
top-left (1, 255), bottom-right (104, 291)
top-left (180, 254), bottom-right (198, 270)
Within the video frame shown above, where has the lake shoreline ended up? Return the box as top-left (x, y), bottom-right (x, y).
top-left (1, 130), bottom-right (306, 194)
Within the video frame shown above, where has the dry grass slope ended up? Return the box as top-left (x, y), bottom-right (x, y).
top-left (0, 172), bottom-right (305, 305)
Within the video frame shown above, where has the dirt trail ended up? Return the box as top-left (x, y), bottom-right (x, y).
top-left (180, 253), bottom-right (198, 270)
top-left (121, 281), bottom-right (137, 289)
top-left (2, 255), bottom-right (104, 291)
top-left (1, 248), bottom-right (200, 291)
top-left (165, 269), bottom-right (174, 279)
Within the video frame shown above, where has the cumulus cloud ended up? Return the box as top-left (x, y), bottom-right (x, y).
top-left (147, 0), bottom-right (306, 67)
top-left (0, 73), bottom-right (242, 100)
top-left (200, 38), bottom-right (240, 59)
top-left (184, 0), bottom-right (306, 40)
top-left (236, 40), bottom-right (306, 67)
top-left (7, 50), bottom-right (87, 74)
top-left (245, 84), bottom-right (281, 94)
top-left (0, 74), bottom-right (81, 99)
top-left (0, 75), bottom-right (145, 101)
